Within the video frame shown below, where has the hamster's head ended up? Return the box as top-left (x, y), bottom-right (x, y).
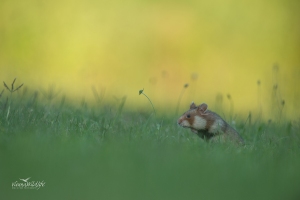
top-left (177, 102), bottom-right (208, 130)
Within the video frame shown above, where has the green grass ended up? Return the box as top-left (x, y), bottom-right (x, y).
top-left (0, 93), bottom-right (300, 200)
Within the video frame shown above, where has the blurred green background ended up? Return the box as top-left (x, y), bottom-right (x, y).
top-left (0, 0), bottom-right (299, 117)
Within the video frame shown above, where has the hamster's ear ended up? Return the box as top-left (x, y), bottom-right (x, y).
top-left (197, 103), bottom-right (208, 113)
top-left (190, 102), bottom-right (197, 109)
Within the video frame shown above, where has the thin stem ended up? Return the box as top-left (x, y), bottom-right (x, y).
top-left (142, 93), bottom-right (156, 115)
top-left (175, 87), bottom-right (186, 116)
top-left (6, 92), bottom-right (12, 120)
top-left (3, 78), bottom-right (23, 122)
top-left (257, 81), bottom-right (262, 122)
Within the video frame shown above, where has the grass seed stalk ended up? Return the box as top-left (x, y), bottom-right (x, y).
top-left (139, 88), bottom-right (156, 116)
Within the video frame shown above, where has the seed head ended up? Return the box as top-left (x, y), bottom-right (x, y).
top-left (257, 80), bottom-right (261, 85)
top-left (191, 73), bottom-right (198, 81)
top-left (139, 88), bottom-right (144, 95)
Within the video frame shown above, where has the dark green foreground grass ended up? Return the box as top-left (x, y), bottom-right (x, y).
top-left (1, 99), bottom-right (300, 200)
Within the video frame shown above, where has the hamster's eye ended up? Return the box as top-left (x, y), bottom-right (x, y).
top-left (186, 114), bottom-right (191, 118)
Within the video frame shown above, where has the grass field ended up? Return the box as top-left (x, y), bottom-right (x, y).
top-left (1, 87), bottom-right (300, 200)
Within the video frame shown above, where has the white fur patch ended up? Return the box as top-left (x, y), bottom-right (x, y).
top-left (180, 120), bottom-right (191, 127)
top-left (193, 116), bottom-right (207, 130)
top-left (209, 119), bottom-right (224, 133)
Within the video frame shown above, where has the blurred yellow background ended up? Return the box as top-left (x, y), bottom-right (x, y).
top-left (0, 0), bottom-right (299, 119)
